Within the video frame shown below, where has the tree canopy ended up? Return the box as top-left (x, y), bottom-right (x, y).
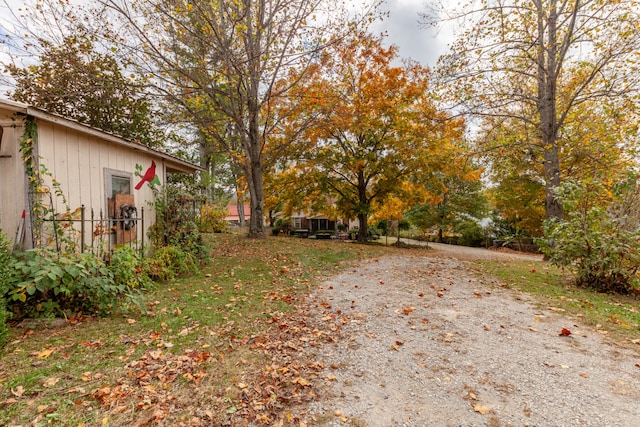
top-left (7, 35), bottom-right (164, 147)
top-left (429, 0), bottom-right (640, 226)
top-left (271, 33), bottom-right (470, 242)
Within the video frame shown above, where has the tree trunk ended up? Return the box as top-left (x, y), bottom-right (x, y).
top-left (357, 212), bottom-right (368, 243)
top-left (356, 172), bottom-right (369, 243)
top-left (236, 193), bottom-right (246, 227)
top-left (536, 0), bottom-right (564, 221)
top-left (244, 109), bottom-right (266, 238)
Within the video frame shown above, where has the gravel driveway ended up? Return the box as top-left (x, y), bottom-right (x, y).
top-left (307, 244), bottom-right (640, 426)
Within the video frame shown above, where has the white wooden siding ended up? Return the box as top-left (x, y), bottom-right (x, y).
top-left (35, 120), bottom-right (162, 248)
top-left (0, 119), bottom-right (26, 244)
top-left (0, 101), bottom-right (199, 251)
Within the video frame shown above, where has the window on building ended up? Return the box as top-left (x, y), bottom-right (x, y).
top-left (105, 169), bottom-right (134, 220)
top-left (111, 175), bottom-right (131, 197)
top-left (105, 169), bottom-right (132, 198)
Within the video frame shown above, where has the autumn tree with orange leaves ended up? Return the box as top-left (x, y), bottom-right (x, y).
top-left (273, 33), bottom-right (468, 242)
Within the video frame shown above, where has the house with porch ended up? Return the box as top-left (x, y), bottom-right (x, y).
top-left (0, 98), bottom-right (201, 253)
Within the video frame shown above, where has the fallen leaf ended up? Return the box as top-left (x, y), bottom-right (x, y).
top-left (402, 306), bottom-right (415, 315)
top-left (10, 386), bottom-right (24, 397)
top-left (483, 325), bottom-right (490, 331)
top-left (579, 372), bottom-right (588, 378)
top-left (43, 377), bottom-right (60, 388)
top-left (529, 327), bottom-right (538, 332)
top-left (473, 403), bottom-right (490, 415)
top-left (292, 377), bottom-right (310, 386)
top-left (559, 328), bottom-right (572, 336)
top-left (126, 318), bottom-right (136, 324)
top-left (36, 349), bottom-right (53, 359)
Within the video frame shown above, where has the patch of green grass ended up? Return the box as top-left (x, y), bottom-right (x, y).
top-left (0, 233), bottom-right (386, 426)
top-left (475, 260), bottom-right (640, 345)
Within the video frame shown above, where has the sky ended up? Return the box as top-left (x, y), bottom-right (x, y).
top-left (0, 0), bottom-right (455, 94)
top-left (372, 0), bottom-right (454, 67)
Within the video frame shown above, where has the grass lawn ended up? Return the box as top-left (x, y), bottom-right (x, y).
top-left (0, 234), bottom-right (386, 426)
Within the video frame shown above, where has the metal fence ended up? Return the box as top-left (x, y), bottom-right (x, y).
top-left (34, 205), bottom-right (145, 257)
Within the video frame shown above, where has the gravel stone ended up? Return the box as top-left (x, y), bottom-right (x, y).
top-left (306, 244), bottom-right (640, 427)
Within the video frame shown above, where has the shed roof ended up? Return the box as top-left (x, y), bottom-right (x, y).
top-left (0, 98), bottom-right (203, 174)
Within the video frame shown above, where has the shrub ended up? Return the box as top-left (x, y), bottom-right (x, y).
top-left (0, 230), bottom-right (12, 348)
top-left (200, 202), bottom-right (228, 233)
top-left (147, 245), bottom-right (198, 282)
top-left (538, 178), bottom-right (640, 294)
top-left (6, 248), bottom-right (144, 318)
top-left (109, 246), bottom-right (153, 290)
top-left (456, 220), bottom-right (487, 247)
top-left (148, 188), bottom-right (209, 261)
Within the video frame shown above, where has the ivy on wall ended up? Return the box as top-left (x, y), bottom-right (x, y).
top-left (18, 115), bottom-right (44, 245)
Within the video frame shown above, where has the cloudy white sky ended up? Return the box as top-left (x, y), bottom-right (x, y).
top-left (373, 0), bottom-right (454, 67)
top-left (0, 0), bottom-right (454, 91)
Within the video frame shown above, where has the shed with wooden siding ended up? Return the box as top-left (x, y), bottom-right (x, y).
top-left (0, 98), bottom-right (201, 252)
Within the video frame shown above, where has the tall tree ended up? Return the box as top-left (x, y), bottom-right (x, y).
top-left (427, 0), bottom-right (640, 221)
top-left (94, 0), bottom-right (371, 238)
top-left (280, 34), bottom-right (465, 242)
top-left (7, 35), bottom-right (164, 147)
top-left (406, 168), bottom-right (487, 242)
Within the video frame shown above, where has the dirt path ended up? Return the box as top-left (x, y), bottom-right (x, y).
top-left (306, 245), bottom-right (640, 426)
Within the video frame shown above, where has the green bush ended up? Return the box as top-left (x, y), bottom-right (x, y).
top-left (148, 188), bottom-right (209, 261)
top-left (147, 245), bottom-right (198, 282)
top-left (0, 230), bottom-right (12, 348)
top-left (109, 246), bottom-right (153, 290)
top-left (6, 249), bottom-right (144, 318)
top-left (456, 220), bottom-right (487, 247)
top-left (200, 202), bottom-right (228, 233)
top-left (538, 179), bottom-right (640, 294)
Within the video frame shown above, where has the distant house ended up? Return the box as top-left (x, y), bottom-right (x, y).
top-left (0, 98), bottom-right (202, 252)
top-left (225, 203), bottom-right (250, 225)
top-left (291, 213), bottom-right (337, 233)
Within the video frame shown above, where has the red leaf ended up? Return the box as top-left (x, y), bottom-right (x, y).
top-left (559, 328), bottom-right (572, 336)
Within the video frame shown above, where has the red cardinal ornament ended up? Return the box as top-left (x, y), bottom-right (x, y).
top-left (135, 160), bottom-right (157, 190)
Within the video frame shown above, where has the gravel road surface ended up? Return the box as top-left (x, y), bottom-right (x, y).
top-left (306, 244), bottom-right (640, 426)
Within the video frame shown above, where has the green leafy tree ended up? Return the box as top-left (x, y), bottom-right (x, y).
top-left (406, 170), bottom-right (488, 243)
top-left (539, 177), bottom-right (640, 294)
top-left (429, 0), bottom-right (640, 222)
top-left (8, 35), bottom-right (164, 147)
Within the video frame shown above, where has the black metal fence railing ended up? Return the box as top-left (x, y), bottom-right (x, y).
top-left (35, 205), bottom-right (145, 257)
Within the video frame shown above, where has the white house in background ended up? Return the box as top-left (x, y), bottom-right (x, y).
top-left (0, 98), bottom-right (201, 252)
